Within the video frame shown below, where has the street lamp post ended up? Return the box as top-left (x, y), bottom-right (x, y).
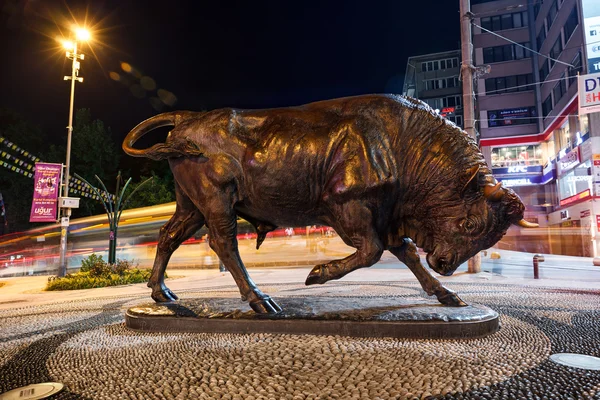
top-left (57, 28), bottom-right (89, 277)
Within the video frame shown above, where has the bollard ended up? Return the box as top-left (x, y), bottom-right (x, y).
top-left (533, 254), bottom-right (545, 279)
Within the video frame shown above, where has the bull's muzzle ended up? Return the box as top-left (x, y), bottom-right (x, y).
top-left (426, 252), bottom-right (457, 276)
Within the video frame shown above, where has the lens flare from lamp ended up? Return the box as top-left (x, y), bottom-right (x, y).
top-left (75, 28), bottom-right (91, 41)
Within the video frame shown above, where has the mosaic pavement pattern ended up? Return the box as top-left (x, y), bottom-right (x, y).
top-left (0, 281), bottom-right (599, 399)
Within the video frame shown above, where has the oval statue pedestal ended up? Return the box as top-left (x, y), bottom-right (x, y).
top-left (126, 296), bottom-right (499, 339)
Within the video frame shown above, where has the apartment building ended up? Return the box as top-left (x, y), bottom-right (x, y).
top-left (472, 0), bottom-right (596, 256)
top-left (402, 50), bottom-right (464, 128)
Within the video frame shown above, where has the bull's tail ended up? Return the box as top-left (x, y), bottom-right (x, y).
top-left (122, 111), bottom-right (204, 161)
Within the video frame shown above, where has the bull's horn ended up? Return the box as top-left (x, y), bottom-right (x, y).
top-left (516, 219), bottom-right (539, 228)
top-left (483, 182), bottom-right (504, 201)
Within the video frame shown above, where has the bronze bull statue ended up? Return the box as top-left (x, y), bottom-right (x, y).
top-left (123, 94), bottom-right (536, 314)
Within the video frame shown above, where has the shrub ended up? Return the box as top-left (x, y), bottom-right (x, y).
top-left (80, 253), bottom-right (111, 276)
top-left (46, 255), bottom-right (152, 291)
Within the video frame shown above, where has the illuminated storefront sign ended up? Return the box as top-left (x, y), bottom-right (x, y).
top-left (507, 165), bottom-right (528, 173)
top-left (559, 189), bottom-right (591, 207)
top-left (582, 0), bottom-right (600, 73)
top-left (440, 107), bottom-right (455, 117)
top-left (501, 178), bottom-right (535, 187)
top-left (565, 175), bottom-right (592, 182)
top-left (493, 165), bottom-right (542, 175)
top-left (578, 73), bottom-right (600, 115)
top-left (494, 165), bottom-right (549, 186)
top-left (558, 148), bottom-right (580, 174)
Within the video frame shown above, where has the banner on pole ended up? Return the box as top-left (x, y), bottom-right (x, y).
top-left (29, 163), bottom-right (62, 222)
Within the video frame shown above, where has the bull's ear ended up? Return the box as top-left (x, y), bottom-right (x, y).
top-left (461, 165), bottom-right (480, 196)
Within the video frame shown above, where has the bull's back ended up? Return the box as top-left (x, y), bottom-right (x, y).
top-left (233, 95), bottom-right (406, 224)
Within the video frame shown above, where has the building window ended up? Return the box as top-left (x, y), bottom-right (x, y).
top-left (549, 37), bottom-right (563, 69)
top-left (421, 58), bottom-right (459, 72)
top-left (481, 11), bottom-right (528, 32)
top-left (446, 115), bottom-right (463, 128)
top-left (455, 115), bottom-right (463, 127)
top-left (424, 76), bottom-right (459, 90)
top-left (491, 144), bottom-right (543, 167)
top-left (546, 0), bottom-right (559, 30)
top-left (485, 73), bottom-right (533, 95)
top-left (542, 94), bottom-right (553, 117)
top-left (442, 95), bottom-right (462, 108)
top-left (540, 59), bottom-right (550, 82)
top-left (558, 161), bottom-right (592, 201)
top-left (483, 43), bottom-right (531, 63)
top-left (563, 7), bottom-right (579, 44)
top-left (567, 52), bottom-right (582, 87)
top-left (552, 73), bottom-right (568, 105)
top-left (536, 28), bottom-right (546, 51)
top-left (424, 98), bottom-right (442, 109)
top-left (424, 96), bottom-right (462, 110)
top-left (488, 106), bottom-right (537, 127)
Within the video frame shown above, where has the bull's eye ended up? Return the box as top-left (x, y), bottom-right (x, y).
top-left (461, 216), bottom-right (481, 234)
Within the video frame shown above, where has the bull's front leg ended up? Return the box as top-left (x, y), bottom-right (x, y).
top-left (306, 200), bottom-right (384, 285)
top-left (389, 239), bottom-right (467, 307)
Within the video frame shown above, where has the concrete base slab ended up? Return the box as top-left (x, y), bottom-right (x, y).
top-left (126, 297), bottom-right (499, 339)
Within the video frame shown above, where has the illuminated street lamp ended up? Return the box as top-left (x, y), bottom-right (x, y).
top-left (57, 27), bottom-right (90, 277)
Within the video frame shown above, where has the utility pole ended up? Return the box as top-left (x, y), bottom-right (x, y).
top-left (58, 28), bottom-right (89, 277)
top-left (460, 0), bottom-right (481, 273)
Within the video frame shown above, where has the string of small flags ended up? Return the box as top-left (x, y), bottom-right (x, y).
top-left (0, 135), bottom-right (119, 201)
top-left (0, 159), bottom-right (34, 178)
top-left (0, 136), bottom-right (41, 164)
top-left (0, 158), bottom-right (115, 202)
top-left (0, 144), bottom-right (116, 202)
top-left (0, 149), bottom-right (36, 175)
top-left (0, 150), bottom-right (109, 198)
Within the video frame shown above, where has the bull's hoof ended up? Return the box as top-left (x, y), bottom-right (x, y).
top-left (249, 296), bottom-right (282, 314)
top-left (305, 265), bottom-right (329, 285)
top-left (435, 288), bottom-right (468, 307)
top-left (150, 286), bottom-right (179, 303)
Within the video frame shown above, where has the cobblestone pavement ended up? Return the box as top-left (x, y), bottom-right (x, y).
top-left (1, 280), bottom-right (599, 400)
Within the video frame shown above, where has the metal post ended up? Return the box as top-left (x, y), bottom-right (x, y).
top-left (533, 254), bottom-right (544, 279)
top-left (57, 42), bottom-right (78, 277)
top-left (460, 0), bottom-right (481, 273)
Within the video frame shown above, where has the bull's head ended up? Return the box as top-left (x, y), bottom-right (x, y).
top-left (425, 165), bottom-right (537, 276)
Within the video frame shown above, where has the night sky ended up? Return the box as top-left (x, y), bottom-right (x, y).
top-left (0, 0), bottom-right (460, 144)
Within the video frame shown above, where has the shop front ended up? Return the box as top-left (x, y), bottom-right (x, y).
top-left (548, 138), bottom-right (598, 257)
top-left (492, 161), bottom-right (556, 253)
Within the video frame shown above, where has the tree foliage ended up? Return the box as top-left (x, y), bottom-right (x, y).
top-left (123, 172), bottom-right (175, 209)
top-left (0, 107), bottom-right (172, 233)
top-left (0, 109), bottom-right (48, 232)
top-left (46, 109), bottom-right (121, 216)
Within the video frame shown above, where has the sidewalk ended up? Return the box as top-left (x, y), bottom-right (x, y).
top-left (1, 259), bottom-right (598, 310)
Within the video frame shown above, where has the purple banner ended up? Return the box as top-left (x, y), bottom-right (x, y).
top-left (30, 163), bottom-right (62, 222)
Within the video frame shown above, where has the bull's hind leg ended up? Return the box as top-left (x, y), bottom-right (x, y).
top-left (306, 200), bottom-right (383, 285)
top-left (389, 239), bottom-right (467, 307)
top-left (201, 195), bottom-right (282, 314)
top-left (149, 186), bottom-right (205, 302)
